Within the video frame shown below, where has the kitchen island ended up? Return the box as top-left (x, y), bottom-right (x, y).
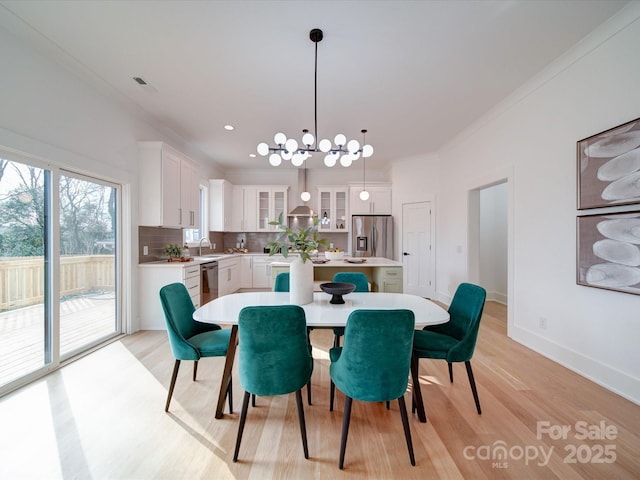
top-left (270, 257), bottom-right (403, 293)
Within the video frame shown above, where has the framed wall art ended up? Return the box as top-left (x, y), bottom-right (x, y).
top-left (577, 210), bottom-right (640, 295)
top-left (577, 117), bottom-right (640, 210)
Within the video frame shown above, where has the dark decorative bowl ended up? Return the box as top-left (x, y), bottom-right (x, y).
top-left (320, 282), bottom-right (356, 304)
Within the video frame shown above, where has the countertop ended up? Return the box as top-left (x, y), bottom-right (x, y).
top-left (139, 253), bottom-right (401, 267)
top-left (271, 257), bottom-right (402, 267)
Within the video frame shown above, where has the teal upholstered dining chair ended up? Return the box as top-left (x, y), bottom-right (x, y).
top-left (273, 270), bottom-right (313, 405)
top-left (331, 272), bottom-right (370, 348)
top-left (233, 305), bottom-right (313, 463)
top-left (412, 282), bottom-right (486, 415)
top-left (329, 309), bottom-right (416, 469)
top-left (273, 271), bottom-right (290, 292)
top-left (159, 282), bottom-right (232, 413)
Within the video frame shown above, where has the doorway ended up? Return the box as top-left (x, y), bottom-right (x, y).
top-left (468, 181), bottom-right (508, 305)
top-left (402, 201), bottom-right (434, 298)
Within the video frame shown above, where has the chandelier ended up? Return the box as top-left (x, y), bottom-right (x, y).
top-left (256, 28), bottom-right (374, 168)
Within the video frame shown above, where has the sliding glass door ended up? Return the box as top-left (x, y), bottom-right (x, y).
top-left (59, 171), bottom-right (119, 358)
top-left (0, 158), bottom-right (49, 385)
top-left (0, 155), bottom-right (121, 391)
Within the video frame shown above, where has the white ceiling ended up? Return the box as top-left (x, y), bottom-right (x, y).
top-left (0, 0), bottom-right (630, 171)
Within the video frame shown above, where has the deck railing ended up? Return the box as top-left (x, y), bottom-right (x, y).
top-left (0, 255), bottom-right (115, 312)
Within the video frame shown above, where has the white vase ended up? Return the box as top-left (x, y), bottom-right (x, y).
top-left (290, 255), bottom-right (314, 305)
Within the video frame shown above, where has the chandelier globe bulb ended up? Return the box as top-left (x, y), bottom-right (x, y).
top-left (269, 153), bottom-right (282, 166)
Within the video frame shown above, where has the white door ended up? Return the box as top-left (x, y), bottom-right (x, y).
top-left (402, 202), bottom-right (433, 298)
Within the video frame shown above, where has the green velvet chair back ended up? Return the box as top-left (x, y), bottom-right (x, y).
top-left (273, 272), bottom-right (290, 292)
top-left (330, 309), bottom-right (414, 402)
top-left (238, 305), bottom-right (312, 396)
top-left (333, 272), bottom-right (369, 292)
top-left (159, 282), bottom-right (221, 361)
top-left (435, 282), bottom-right (486, 362)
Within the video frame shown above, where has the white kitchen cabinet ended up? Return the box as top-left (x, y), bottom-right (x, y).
top-left (317, 186), bottom-right (349, 232)
top-left (257, 186), bottom-right (289, 231)
top-left (349, 184), bottom-right (392, 214)
top-left (138, 141), bottom-right (200, 228)
top-left (240, 255), bottom-right (252, 288)
top-left (181, 160), bottom-right (200, 229)
top-left (218, 256), bottom-right (241, 296)
top-left (209, 179), bottom-right (234, 231)
top-left (138, 262), bottom-right (201, 330)
top-left (230, 186), bottom-right (257, 232)
top-left (251, 256), bottom-right (273, 288)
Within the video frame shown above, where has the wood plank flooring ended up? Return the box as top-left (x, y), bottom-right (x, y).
top-left (0, 301), bottom-right (638, 479)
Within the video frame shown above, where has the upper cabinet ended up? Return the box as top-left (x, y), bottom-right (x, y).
top-left (257, 186), bottom-right (289, 231)
top-left (317, 186), bottom-right (349, 232)
top-left (349, 184), bottom-right (392, 215)
top-left (209, 179), bottom-right (233, 232)
top-left (231, 186), bottom-right (257, 232)
top-left (138, 142), bottom-right (200, 228)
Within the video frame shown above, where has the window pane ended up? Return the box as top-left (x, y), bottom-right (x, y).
top-left (59, 173), bottom-right (118, 357)
top-left (0, 158), bottom-right (48, 386)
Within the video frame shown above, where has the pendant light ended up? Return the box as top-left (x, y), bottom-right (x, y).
top-left (256, 29), bottom-right (374, 167)
top-left (359, 129), bottom-right (370, 201)
top-left (300, 162), bottom-right (311, 202)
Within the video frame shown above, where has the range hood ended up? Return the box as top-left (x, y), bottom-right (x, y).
top-left (288, 168), bottom-right (312, 217)
top-left (288, 204), bottom-right (312, 217)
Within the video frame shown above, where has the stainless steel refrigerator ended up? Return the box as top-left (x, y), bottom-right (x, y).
top-left (351, 215), bottom-right (393, 258)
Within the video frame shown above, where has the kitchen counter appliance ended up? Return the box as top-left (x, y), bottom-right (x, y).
top-left (201, 261), bottom-right (218, 305)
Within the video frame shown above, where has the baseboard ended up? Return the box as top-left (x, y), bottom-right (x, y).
top-left (510, 324), bottom-right (640, 406)
top-left (486, 290), bottom-right (507, 304)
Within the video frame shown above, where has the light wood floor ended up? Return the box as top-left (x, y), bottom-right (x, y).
top-left (0, 302), bottom-right (638, 479)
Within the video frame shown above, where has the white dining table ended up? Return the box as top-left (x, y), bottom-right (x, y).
top-left (193, 291), bottom-right (449, 421)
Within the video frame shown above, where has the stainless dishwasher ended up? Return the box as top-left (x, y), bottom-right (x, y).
top-left (201, 261), bottom-right (218, 305)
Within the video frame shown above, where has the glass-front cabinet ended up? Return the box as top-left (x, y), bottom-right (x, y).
top-left (317, 186), bottom-right (349, 232)
top-left (257, 186), bottom-right (288, 231)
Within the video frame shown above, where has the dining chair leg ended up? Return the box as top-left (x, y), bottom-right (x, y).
top-left (165, 360), bottom-right (181, 412)
top-left (232, 391), bottom-right (251, 463)
top-left (333, 334), bottom-right (340, 349)
top-left (215, 325), bottom-right (238, 419)
top-left (410, 355), bottom-right (427, 422)
top-left (448, 362), bottom-right (453, 383)
top-left (398, 395), bottom-right (416, 466)
top-left (193, 360), bottom-right (198, 381)
top-left (330, 380), bottom-right (335, 412)
top-left (307, 334), bottom-right (313, 406)
top-left (386, 401), bottom-right (390, 410)
top-left (295, 389), bottom-right (310, 459)
top-left (227, 375), bottom-right (233, 414)
top-left (465, 361), bottom-right (482, 414)
top-left (338, 396), bottom-right (353, 469)
top-left (251, 394), bottom-right (256, 407)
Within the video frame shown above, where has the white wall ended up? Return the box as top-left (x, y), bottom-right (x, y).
top-left (434, 5), bottom-right (640, 403)
top-left (390, 153), bottom-right (440, 262)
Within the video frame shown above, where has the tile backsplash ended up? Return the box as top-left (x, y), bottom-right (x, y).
top-left (139, 227), bottom-right (349, 263)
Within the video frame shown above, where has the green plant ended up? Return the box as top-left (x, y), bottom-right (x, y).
top-left (267, 214), bottom-right (328, 263)
top-left (164, 243), bottom-right (183, 258)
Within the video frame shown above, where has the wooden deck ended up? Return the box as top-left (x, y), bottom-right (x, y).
top-left (0, 292), bottom-right (117, 387)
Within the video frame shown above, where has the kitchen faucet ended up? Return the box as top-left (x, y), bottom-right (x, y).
top-left (198, 237), bottom-right (211, 256)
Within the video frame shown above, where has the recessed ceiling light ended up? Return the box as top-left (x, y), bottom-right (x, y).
top-left (224, 125), bottom-right (235, 131)
top-left (249, 153), bottom-right (256, 158)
